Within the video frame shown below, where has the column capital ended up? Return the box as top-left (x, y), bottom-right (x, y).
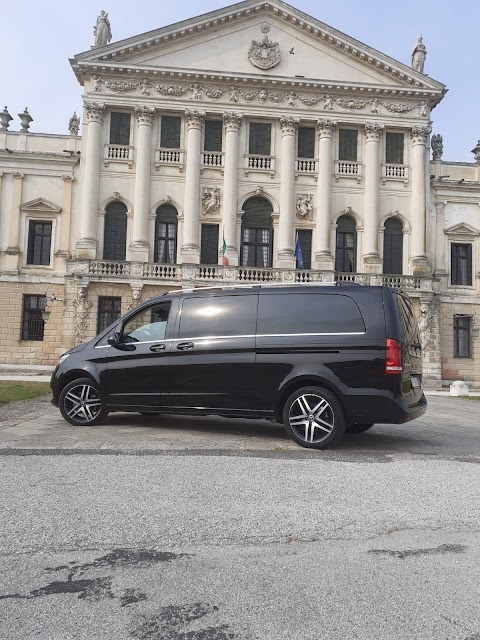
top-left (280, 115), bottom-right (300, 136)
top-left (134, 105), bottom-right (156, 126)
top-left (223, 111), bottom-right (243, 133)
top-left (411, 125), bottom-right (431, 146)
top-left (12, 171), bottom-right (24, 180)
top-left (316, 119), bottom-right (337, 138)
top-left (364, 123), bottom-right (384, 142)
top-left (83, 101), bottom-right (106, 124)
top-left (185, 109), bottom-right (205, 130)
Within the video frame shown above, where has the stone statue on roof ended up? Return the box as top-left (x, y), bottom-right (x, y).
top-left (94, 10), bottom-right (112, 47)
top-left (411, 35), bottom-right (427, 73)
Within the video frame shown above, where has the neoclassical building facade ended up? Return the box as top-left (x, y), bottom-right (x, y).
top-left (0, 0), bottom-right (479, 386)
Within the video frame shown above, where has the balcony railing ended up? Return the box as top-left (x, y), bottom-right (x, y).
top-left (155, 148), bottom-right (184, 170)
top-left (202, 152), bottom-right (224, 168)
top-left (244, 155), bottom-right (275, 173)
top-left (382, 163), bottom-right (408, 181)
top-left (295, 158), bottom-right (317, 173)
top-left (68, 260), bottom-right (431, 293)
top-left (335, 160), bottom-right (361, 178)
top-left (104, 144), bottom-right (133, 166)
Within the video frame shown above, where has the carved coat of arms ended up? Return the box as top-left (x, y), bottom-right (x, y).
top-left (248, 35), bottom-right (280, 70)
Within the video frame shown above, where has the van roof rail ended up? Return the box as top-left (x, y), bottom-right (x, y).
top-left (163, 280), bottom-right (362, 295)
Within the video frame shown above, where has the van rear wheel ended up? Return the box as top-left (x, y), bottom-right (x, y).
top-left (283, 386), bottom-right (346, 449)
top-left (59, 378), bottom-right (108, 427)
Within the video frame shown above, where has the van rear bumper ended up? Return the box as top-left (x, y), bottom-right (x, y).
top-left (345, 391), bottom-right (427, 425)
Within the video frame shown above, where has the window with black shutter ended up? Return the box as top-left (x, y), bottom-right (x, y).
top-left (297, 229), bottom-right (312, 269)
top-left (27, 220), bottom-right (52, 265)
top-left (109, 112), bottom-right (131, 145)
top-left (249, 123), bottom-right (271, 155)
top-left (21, 294), bottom-right (46, 341)
top-left (204, 121), bottom-right (223, 152)
top-left (454, 315), bottom-right (471, 357)
top-left (297, 127), bottom-right (315, 159)
top-left (200, 224), bottom-right (219, 264)
top-left (385, 132), bottom-right (404, 164)
top-left (335, 215), bottom-right (357, 273)
top-left (103, 202), bottom-right (127, 261)
top-left (155, 204), bottom-right (178, 264)
top-left (451, 243), bottom-right (473, 286)
top-left (160, 116), bottom-right (181, 149)
top-left (383, 218), bottom-right (404, 274)
top-left (97, 297), bottom-right (122, 334)
top-left (241, 197), bottom-right (273, 268)
top-left (339, 129), bottom-right (358, 161)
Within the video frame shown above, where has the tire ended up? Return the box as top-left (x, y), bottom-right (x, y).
top-left (346, 422), bottom-right (375, 434)
top-left (283, 386), bottom-right (346, 449)
top-left (59, 377), bottom-right (108, 427)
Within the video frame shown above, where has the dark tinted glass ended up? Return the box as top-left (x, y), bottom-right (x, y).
top-left (200, 224), bottom-right (219, 264)
top-left (396, 293), bottom-right (418, 344)
top-left (109, 112), bottom-right (131, 145)
top-left (386, 132), bottom-right (404, 164)
top-left (297, 229), bottom-right (312, 269)
top-left (451, 243), bottom-right (472, 285)
top-left (103, 203), bottom-right (127, 261)
top-left (339, 129), bottom-right (358, 161)
top-left (204, 120), bottom-right (223, 151)
top-left (123, 302), bottom-right (172, 343)
top-left (297, 127), bottom-right (315, 158)
top-left (178, 295), bottom-right (257, 338)
top-left (97, 297), bottom-right (122, 334)
top-left (383, 218), bottom-right (403, 274)
top-left (249, 123), bottom-right (271, 155)
top-left (27, 221), bottom-right (52, 265)
top-left (160, 116), bottom-right (181, 148)
top-left (454, 316), bottom-right (471, 357)
top-left (21, 294), bottom-right (46, 341)
top-left (257, 294), bottom-right (365, 335)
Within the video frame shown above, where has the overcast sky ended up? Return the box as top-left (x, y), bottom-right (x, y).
top-left (1, 0), bottom-right (478, 162)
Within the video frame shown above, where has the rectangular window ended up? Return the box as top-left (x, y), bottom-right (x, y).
top-left (204, 121), bottom-right (223, 152)
top-left (249, 122), bottom-right (271, 155)
top-left (338, 129), bottom-right (358, 161)
top-left (385, 132), bottom-right (404, 164)
top-left (451, 243), bottom-right (473, 286)
top-left (454, 315), bottom-right (471, 358)
top-left (178, 295), bottom-right (258, 339)
top-left (297, 127), bottom-right (315, 159)
top-left (160, 116), bottom-right (181, 149)
top-left (297, 229), bottom-right (312, 270)
top-left (97, 297), bottom-right (122, 334)
top-left (21, 294), bottom-right (46, 341)
top-left (200, 224), bottom-right (219, 265)
top-left (27, 220), bottom-right (52, 266)
top-left (109, 112), bottom-right (131, 145)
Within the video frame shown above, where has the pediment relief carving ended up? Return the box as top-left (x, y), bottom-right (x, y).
top-left (20, 198), bottom-right (62, 214)
top-left (445, 223), bottom-right (480, 236)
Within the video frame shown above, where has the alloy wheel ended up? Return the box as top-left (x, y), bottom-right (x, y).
top-left (63, 383), bottom-right (103, 425)
top-left (288, 393), bottom-right (335, 444)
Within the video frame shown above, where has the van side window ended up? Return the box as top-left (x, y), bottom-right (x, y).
top-left (257, 294), bottom-right (365, 334)
top-left (178, 295), bottom-right (257, 338)
top-left (122, 302), bottom-right (171, 343)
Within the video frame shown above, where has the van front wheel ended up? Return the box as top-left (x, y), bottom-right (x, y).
top-left (59, 378), bottom-right (108, 427)
top-left (283, 386), bottom-right (346, 449)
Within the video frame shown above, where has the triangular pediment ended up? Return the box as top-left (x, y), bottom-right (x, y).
top-left (445, 223), bottom-right (480, 236)
top-left (72, 0), bottom-right (445, 100)
top-left (20, 198), bottom-right (62, 214)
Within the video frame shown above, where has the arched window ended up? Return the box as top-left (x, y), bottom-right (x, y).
top-left (103, 202), bottom-right (127, 261)
top-left (335, 215), bottom-right (356, 272)
top-left (241, 197), bottom-right (273, 268)
top-left (155, 204), bottom-right (178, 264)
top-left (383, 218), bottom-right (403, 274)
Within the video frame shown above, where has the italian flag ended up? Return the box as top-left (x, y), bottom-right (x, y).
top-left (222, 231), bottom-right (229, 265)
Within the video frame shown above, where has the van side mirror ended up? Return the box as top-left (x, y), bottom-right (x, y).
top-left (107, 332), bottom-right (120, 346)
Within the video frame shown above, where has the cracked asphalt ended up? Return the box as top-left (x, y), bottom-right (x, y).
top-left (0, 395), bottom-right (479, 639)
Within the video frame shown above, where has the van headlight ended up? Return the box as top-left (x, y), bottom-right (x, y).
top-left (58, 353), bottom-right (70, 366)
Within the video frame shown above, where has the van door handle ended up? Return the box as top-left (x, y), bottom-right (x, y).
top-left (150, 344), bottom-right (166, 353)
top-left (177, 342), bottom-right (194, 351)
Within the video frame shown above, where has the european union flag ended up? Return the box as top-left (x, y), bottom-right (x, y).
top-left (294, 232), bottom-right (304, 269)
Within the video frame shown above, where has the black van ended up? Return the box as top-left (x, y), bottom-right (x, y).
top-left (51, 284), bottom-right (427, 449)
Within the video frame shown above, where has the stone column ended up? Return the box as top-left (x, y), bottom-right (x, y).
top-left (362, 123), bottom-right (384, 273)
top-left (222, 112), bottom-right (243, 266)
top-left (434, 199), bottom-right (447, 280)
top-left (76, 102), bottom-right (105, 259)
top-left (57, 175), bottom-right (74, 259)
top-left (313, 119), bottom-right (336, 271)
top-left (181, 109), bottom-right (205, 263)
top-left (277, 116), bottom-right (300, 268)
top-left (130, 106), bottom-right (155, 263)
top-left (410, 126), bottom-right (431, 274)
top-left (4, 171), bottom-right (24, 273)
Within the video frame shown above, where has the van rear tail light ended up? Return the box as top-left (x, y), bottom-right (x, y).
top-left (385, 338), bottom-right (402, 374)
